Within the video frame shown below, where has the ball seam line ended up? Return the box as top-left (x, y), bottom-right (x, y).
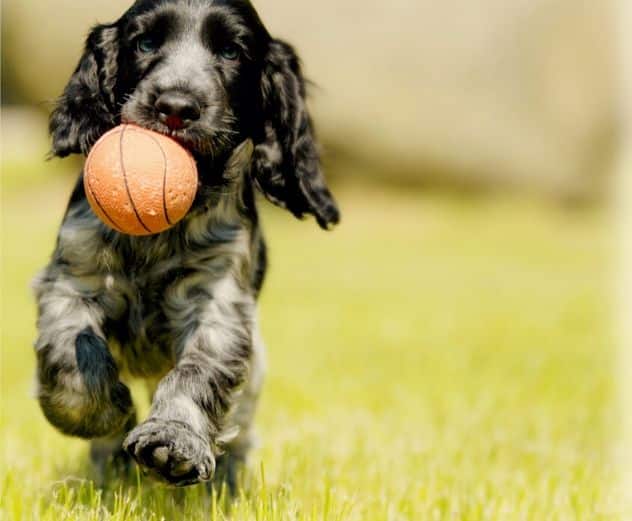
top-left (84, 171), bottom-right (125, 234)
top-left (186, 150), bottom-right (198, 207)
top-left (137, 129), bottom-right (172, 226)
top-left (119, 124), bottom-right (153, 234)
top-left (84, 129), bottom-right (126, 233)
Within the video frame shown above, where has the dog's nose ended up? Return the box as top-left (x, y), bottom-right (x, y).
top-left (155, 92), bottom-right (201, 130)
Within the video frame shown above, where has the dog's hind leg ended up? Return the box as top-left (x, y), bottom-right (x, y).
top-left (90, 412), bottom-right (137, 485)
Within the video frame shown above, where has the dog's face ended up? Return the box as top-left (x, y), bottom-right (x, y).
top-left (119, 0), bottom-right (268, 157)
top-left (50, 0), bottom-right (339, 229)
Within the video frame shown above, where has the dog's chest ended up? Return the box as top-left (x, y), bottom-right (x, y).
top-left (101, 233), bottom-right (245, 377)
top-left (103, 255), bottom-right (192, 375)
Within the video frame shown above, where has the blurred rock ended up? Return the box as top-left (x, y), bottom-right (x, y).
top-left (2, 0), bottom-right (618, 199)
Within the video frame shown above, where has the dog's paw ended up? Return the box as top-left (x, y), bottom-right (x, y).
top-left (123, 419), bottom-right (215, 487)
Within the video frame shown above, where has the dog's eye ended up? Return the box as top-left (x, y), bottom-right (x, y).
top-left (137, 36), bottom-right (159, 54)
top-left (218, 44), bottom-right (240, 61)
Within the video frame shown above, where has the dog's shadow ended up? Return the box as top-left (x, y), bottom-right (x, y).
top-left (45, 453), bottom-right (261, 519)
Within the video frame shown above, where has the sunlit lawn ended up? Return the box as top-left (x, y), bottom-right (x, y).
top-left (0, 164), bottom-right (622, 519)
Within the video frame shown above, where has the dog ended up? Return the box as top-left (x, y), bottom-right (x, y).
top-left (34, 0), bottom-right (339, 488)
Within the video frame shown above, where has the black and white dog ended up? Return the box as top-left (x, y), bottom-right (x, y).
top-left (34, 0), bottom-right (338, 488)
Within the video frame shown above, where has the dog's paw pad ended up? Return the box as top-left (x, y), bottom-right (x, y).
top-left (123, 419), bottom-right (214, 486)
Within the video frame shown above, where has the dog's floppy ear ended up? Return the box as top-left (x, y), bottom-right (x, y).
top-left (253, 40), bottom-right (340, 230)
top-left (49, 24), bottom-right (119, 157)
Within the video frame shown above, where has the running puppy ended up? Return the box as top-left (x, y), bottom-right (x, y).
top-left (34, 0), bottom-right (339, 488)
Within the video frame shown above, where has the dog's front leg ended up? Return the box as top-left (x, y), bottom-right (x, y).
top-left (123, 273), bottom-right (254, 486)
top-left (34, 273), bottom-right (134, 440)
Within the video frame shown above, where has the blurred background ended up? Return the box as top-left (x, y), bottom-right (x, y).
top-left (1, 1), bottom-right (625, 519)
top-left (1, 0), bottom-right (619, 198)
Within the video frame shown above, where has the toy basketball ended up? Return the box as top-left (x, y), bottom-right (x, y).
top-left (84, 124), bottom-right (199, 236)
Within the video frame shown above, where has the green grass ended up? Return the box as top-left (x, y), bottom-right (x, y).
top-left (0, 168), bottom-right (623, 519)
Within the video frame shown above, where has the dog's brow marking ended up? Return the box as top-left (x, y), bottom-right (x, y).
top-left (120, 125), bottom-right (152, 234)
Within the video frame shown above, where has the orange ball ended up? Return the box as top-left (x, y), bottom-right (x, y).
top-left (84, 124), bottom-right (198, 236)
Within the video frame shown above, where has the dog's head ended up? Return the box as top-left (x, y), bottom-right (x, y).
top-left (50, 0), bottom-right (339, 229)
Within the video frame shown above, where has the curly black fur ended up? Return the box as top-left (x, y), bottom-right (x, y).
top-left (35, 0), bottom-right (338, 488)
